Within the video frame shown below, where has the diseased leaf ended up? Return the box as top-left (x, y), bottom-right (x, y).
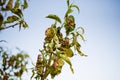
top-left (59, 54), bottom-right (74, 73)
top-left (6, 0), bottom-right (13, 10)
top-left (70, 4), bottom-right (80, 13)
top-left (63, 48), bottom-right (74, 57)
top-left (46, 14), bottom-right (61, 23)
top-left (58, 58), bottom-right (64, 67)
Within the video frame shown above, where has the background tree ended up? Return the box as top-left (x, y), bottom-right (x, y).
top-left (0, 0), bottom-right (29, 80)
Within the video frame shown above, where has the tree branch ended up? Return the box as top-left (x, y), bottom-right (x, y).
top-left (0, 23), bottom-right (19, 30)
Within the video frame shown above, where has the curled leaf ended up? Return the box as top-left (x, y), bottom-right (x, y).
top-left (46, 14), bottom-right (61, 23)
top-left (70, 4), bottom-right (80, 13)
top-left (59, 54), bottom-right (74, 73)
top-left (77, 32), bottom-right (86, 41)
top-left (65, 8), bottom-right (73, 16)
top-left (76, 27), bottom-right (85, 34)
top-left (63, 48), bottom-right (74, 57)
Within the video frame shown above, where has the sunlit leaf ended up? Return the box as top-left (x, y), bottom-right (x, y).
top-left (70, 4), bottom-right (80, 13)
top-left (63, 48), bottom-right (74, 57)
top-left (58, 58), bottom-right (64, 67)
top-left (65, 8), bottom-right (73, 16)
top-left (53, 34), bottom-right (59, 48)
top-left (59, 54), bottom-right (74, 73)
top-left (46, 14), bottom-right (61, 23)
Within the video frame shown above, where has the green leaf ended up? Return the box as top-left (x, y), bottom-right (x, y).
top-left (67, 0), bottom-right (70, 7)
top-left (65, 8), bottom-right (73, 16)
top-left (71, 32), bottom-right (77, 48)
top-left (76, 27), bottom-right (85, 34)
top-left (77, 32), bottom-right (86, 41)
top-left (24, 54), bottom-right (29, 58)
top-left (6, 0), bottom-right (13, 10)
top-left (11, 9), bottom-right (23, 18)
top-left (76, 42), bottom-right (87, 57)
top-left (23, 0), bottom-right (28, 9)
top-left (5, 15), bottom-right (19, 23)
top-left (53, 34), bottom-right (59, 48)
top-left (59, 54), bottom-right (74, 73)
top-left (0, 13), bottom-right (3, 27)
top-left (22, 21), bottom-right (28, 28)
top-left (70, 4), bottom-right (80, 13)
top-left (46, 14), bottom-right (61, 23)
top-left (69, 15), bottom-right (75, 22)
top-left (14, 0), bottom-right (20, 9)
top-left (30, 69), bottom-right (35, 80)
top-left (58, 58), bottom-right (64, 67)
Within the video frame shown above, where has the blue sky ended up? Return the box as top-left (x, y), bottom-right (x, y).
top-left (0, 0), bottom-right (120, 80)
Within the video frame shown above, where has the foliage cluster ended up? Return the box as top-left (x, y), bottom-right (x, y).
top-left (31, 0), bottom-right (87, 80)
top-left (0, 0), bottom-right (87, 80)
top-left (0, 0), bottom-right (28, 30)
top-left (0, 46), bottom-right (29, 80)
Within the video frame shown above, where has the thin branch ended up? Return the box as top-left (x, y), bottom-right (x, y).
top-left (0, 22), bottom-right (19, 30)
top-left (5, 23), bottom-right (19, 29)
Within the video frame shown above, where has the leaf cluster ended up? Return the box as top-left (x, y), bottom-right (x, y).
top-left (0, 0), bottom-right (29, 30)
top-left (0, 46), bottom-right (29, 80)
top-left (31, 0), bottom-right (87, 80)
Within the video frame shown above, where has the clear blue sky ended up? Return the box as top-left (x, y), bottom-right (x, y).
top-left (0, 0), bottom-right (120, 80)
